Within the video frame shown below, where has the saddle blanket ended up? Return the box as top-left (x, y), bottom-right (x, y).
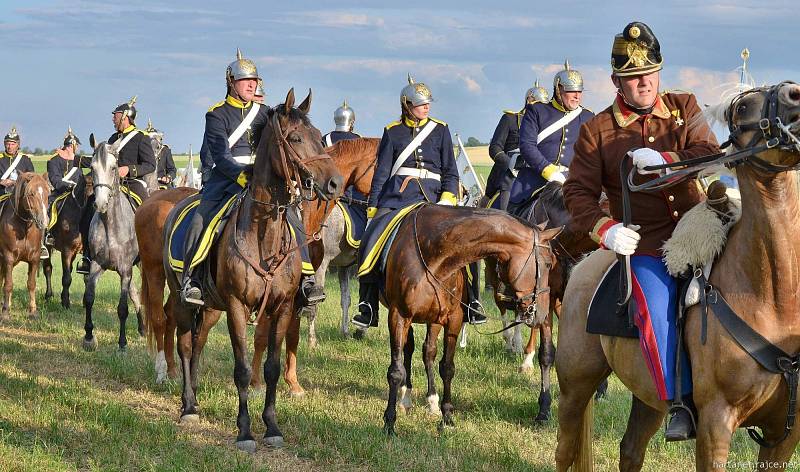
top-left (0, 193), bottom-right (10, 204)
top-left (48, 191), bottom-right (71, 230)
top-left (356, 202), bottom-right (425, 277)
top-left (587, 259), bottom-right (640, 339)
top-left (167, 193), bottom-right (239, 272)
top-left (336, 200), bottom-right (368, 249)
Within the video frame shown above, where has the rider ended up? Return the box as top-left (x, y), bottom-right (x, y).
top-left (76, 97), bottom-right (157, 274)
top-left (510, 61), bottom-right (594, 208)
top-left (181, 49), bottom-right (324, 308)
top-left (145, 119), bottom-right (177, 189)
top-left (352, 74), bottom-right (485, 329)
top-left (563, 21), bottom-right (720, 441)
top-left (0, 126), bottom-right (35, 196)
top-left (486, 81), bottom-right (550, 211)
top-left (45, 127), bottom-right (88, 246)
top-left (322, 100), bottom-right (361, 147)
top-left (254, 79), bottom-right (265, 104)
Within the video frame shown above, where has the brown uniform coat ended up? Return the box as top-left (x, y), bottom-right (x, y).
top-left (563, 92), bottom-right (720, 255)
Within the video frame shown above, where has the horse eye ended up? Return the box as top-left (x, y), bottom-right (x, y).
top-left (288, 134), bottom-right (302, 144)
top-left (737, 104), bottom-right (747, 113)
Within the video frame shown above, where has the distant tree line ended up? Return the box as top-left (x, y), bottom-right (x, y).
top-left (20, 146), bottom-right (59, 155)
top-left (465, 137), bottom-right (487, 146)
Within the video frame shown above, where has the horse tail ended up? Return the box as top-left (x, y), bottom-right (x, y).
top-left (573, 398), bottom-right (595, 472)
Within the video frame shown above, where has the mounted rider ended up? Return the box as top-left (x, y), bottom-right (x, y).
top-left (563, 21), bottom-right (720, 441)
top-left (485, 81), bottom-right (550, 211)
top-left (352, 74), bottom-right (486, 329)
top-left (322, 100), bottom-right (361, 147)
top-left (509, 61), bottom-right (594, 208)
top-left (145, 119), bottom-right (177, 189)
top-left (76, 96), bottom-right (157, 274)
top-left (45, 127), bottom-right (89, 246)
top-left (181, 49), bottom-right (324, 308)
top-left (0, 126), bottom-right (35, 196)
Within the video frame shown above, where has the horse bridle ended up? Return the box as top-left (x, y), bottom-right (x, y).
top-left (498, 228), bottom-right (553, 322)
top-left (11, 177), bottom-right (47, 227)
top-left (270, 111), bottom-right (334, 202)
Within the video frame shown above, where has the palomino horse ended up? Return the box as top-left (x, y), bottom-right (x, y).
top-left (163, 89), bottom-right (343, 452)
top-left (43, 173), bottom-right (92, 309)
top-left (555, 81), bottom-right (800, 471)
top-left (82, 135), bottom-right (145, 352)
top-left (379, 205), bottom-right (561, 435)
top-left (302, 137), bottom-right (378, 346)
top-left (0, 173), bottom-right (50, 320)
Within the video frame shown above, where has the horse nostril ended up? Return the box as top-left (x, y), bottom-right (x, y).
top-left (326, 176), bottom-right (341, 196)
top-left (789, 86), bottom-right (800, 103)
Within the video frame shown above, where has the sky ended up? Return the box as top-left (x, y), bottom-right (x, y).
top-left (1, 0), bottom-right (797, 153)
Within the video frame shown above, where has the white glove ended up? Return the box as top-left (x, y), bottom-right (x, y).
top-left (547, 171), bottom-right (567, 184)
top-left (602, 223), bottom-right (641, 256)
top-left (628, 148), bottom-right (665, 175)
top-left (436, 199), bottom-right (455, 206)
top-left (364, 217), bottom-right (373, 232)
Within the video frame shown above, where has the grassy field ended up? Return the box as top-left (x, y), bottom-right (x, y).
top-left (0, 247), bottom-right (769, 471)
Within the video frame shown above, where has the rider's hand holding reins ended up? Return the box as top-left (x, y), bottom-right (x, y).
top-left (542, 164), bottom-right (568, 184)
top-left (602, 223), bottom-right (641, 256)
top-left (629, 148), bottom-right (667, 175)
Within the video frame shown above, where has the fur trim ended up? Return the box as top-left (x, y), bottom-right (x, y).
top-left (662, 199), bottom-right (741, 276)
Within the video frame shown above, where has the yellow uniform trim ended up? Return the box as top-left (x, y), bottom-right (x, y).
top-left (385, 121), bottom-right (401, 130)
top-left (168, 195), bottom-right (239, 271)
top-left (122, 125), bottom-right (136, 134)
top-left (438, 191), bottom-right (457, 205)
top-left (485, 192), bottom-right (500, 209)
top-left (208, 100), bottom-right (225, 112)
top-left (429, 117), bottom-right (447, 126)
top-left (236, 171), bottom-right (248, 187)
top-left (225, 95), bottom-right (250, 109)
top-left (48, 192), bottom-right (71, 230)
top-left (0, 193), bottom-right (10, 203)
top-left (336, 201), bottom-right (360, 249)
top-left (357, 202), bottom-right (424, 277)
top-left (286, 224), bottom-right (316, 275)
top-left (119, 185), bottom-right (143, 206)
top-left (403, 116), bottom-right (429, 128)
top-left (366, 206), bottom-right (377, 218)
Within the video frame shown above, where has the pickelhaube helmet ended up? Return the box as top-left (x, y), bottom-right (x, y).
top-left (226, 48), bottom-right (260, 84)
top-left (255, 79), bottom-right (265, 98)
top-left (553, 60), bottom-right (584, 93)
top-left (333, 100), bottom-right (355, 132)
top-left (525, 79), bottom-right (550, 104)
top-left (400, 73), bottom-right (434, 109)
top-left (63, 126), bottom-right (81, 147)
top-left (4, 126), bottom-right (20, 143)
top-left (112, 96), bottom-right (137, 123)
top-left (611, 21), bottom-right (663, 77)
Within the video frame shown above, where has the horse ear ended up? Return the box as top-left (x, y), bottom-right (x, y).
top-left (89, 133), bottom-right (96, 149)
top-left (284, 88), bottom-right (295, 113)
top-left (535, 220), bottom-right (549, 231)
top-left (298, 89), bottom-right (312, 114)
top-left (539, 226), bottom-right (564, 243)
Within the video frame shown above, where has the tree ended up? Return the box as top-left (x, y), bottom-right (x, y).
top-left (465, 137), bottom-right (486, 147)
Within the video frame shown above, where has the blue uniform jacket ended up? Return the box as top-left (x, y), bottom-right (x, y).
top-left (511, 99), bottom-right (594, 203)
top-left (367, 116), bottom-right (458, 210)
top-left (108, 126), bottom-right (157, 179)
top-left (199, 95), bottom-right (269, 201)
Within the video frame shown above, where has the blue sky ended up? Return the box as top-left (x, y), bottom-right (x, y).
top-left (1, 0), bottom-right (797, 152)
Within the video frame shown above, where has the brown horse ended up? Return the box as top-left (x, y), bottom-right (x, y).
top-left (43, 173), bottom-right (92, 309)
top-left (380, 205), bottom-right (561, 435)
top-left (555, 81), bottom-right (800, 471)
top-left (0, 172), bottom-right (50, 320)
top-left (162, 89), bottom-right (344, 452)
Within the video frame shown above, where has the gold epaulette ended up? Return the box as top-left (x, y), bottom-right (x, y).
top-left (502, 109), bottom-right (519, 115)
top-left (430, 117), bottom-right (447, 126)
top-left (207, 100), bottom-right (225, 112)
top-left (385, 120), bottom-right (402, 130)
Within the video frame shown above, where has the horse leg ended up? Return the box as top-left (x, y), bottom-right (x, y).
top-left (174, 304), bottom-right (199, 422)
top-left (424, 324), bottom-right (442, 416)
top-left (117, 270), bottom-right (132, 352)
top-left (695, 402), bottom-right (738, 471)
top-left (60, 249), bottom-right (75, 309)
top-left (618, 395), bottom-right (665, 472)
top-left (251, 316), bottom-right (268, 389)
top-left (26, 261), bottom-right (38, 319)
top-left (398, 325), bottom-right (415, 413)
top-left (262, 302), bottom-right (295, 448)
top-left (282, 310), bottom-right (305, 397)
top-left (383, 307), bottom-right (408, 436)
top-left (520, 326), bottom-right (537, 373)
top-left (438, 316), bottom-right (460, 429)
top-left (534, 317), bottom-right (555, 424)
top-left (226, 300), bottom-right (256, 452)
top-left (754, 425), bottom-right (800, 472)
top-left (81, 264), bottom-right (103, 351)
top-left (128, 269), bottom-right (145, 337)
top-left (165, 301), bottom-right (180, 379)
top-left (340, 265), bottom-right (355, 338)
top-left (1, 259), bottom-right (12, 321)
top-left (190, 308), bottom-right (221, 390)
top-left (43, 251), bottom-right (53, 302)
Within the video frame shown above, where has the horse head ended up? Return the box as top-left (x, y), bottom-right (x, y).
top-left (715, 81), bottom-right (800, 172)
top-left (13, 172), bottom-right (50, 230)
top-left (325, 137), bottom-right (380, 196)
top-left (88, 133), bottom-right (120, 214)
top-left (253, 88), bottom-right (343, 203)
top-left (501, 222), bottom-right (563, 326)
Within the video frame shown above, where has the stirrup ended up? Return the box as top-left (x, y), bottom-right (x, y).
top-left (665, 403), bottom-right (697, 442)
top-left (40, 246), bottom-right (50, 260)
top-left (302, 280), bottom-right (326, 306)
top-left (181, 283), bottom-right (204, 307)
top-left (466, 300), bottom-right (487, 325)
top-left (45, 233), bottom-right (55, 246)
top-left (352, 302), bottom-right (375, 328)
top-left (76, 257), bottom-right (90, 274)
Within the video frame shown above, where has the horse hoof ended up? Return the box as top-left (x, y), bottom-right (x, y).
top-left (352, 329), bottom-right (365, 340)
top-left (518, 364), bottom-right (534, 374)
top-left (308, 340), bottom-right (318, 350)
top-left (533, 413), bottom-right (550, 426)
top-left (117, 346), bottom-right (127, 355)
top-left (383, 424), bottom-right (396, 437)
top-left (27, 311), bottom-right (39, 320)
top-left (289, 389), bottom-right (305, 399)
top-left (82, 337), bottom-right (97, 352)
top-left (236, 439), bottom-right (257, 453)
top-left (179, 413), bottom-right (200, 424)
top-left (264, 435), bottom-right (284, 448)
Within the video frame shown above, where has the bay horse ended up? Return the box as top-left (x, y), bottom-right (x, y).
top-left (0, 172), bottom-right (50, 321)
top-left (555, 81), bottom-right (800, 471)
top-left (43, 172), bottom-right (92, 309)
top-left (380, 205), bottom-right (561, 435)
top-left (163, 89), bottom-right (343, 452)
top-left (82, 134), bottom-right (145, 352)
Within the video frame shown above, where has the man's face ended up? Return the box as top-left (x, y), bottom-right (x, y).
top-left (112, 112), bottom-right (129, 131)
top-left (615, 71), bottom-right (660, 109)
top-left (558, 87), bottom-right (583, 111)
top-left (411, 103), bottom-right (430, 121)
top-left (232, 78), bottom-right (258, 103)
top-left (4, 140), bottom-right (19, 155)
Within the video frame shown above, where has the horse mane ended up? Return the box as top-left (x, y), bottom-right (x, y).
top-left (326, 137), bottom-right (380, 158)
top-left (270, 104), bottom-right (312, 127)
top-left (537, 182), bottom-right (566, 215)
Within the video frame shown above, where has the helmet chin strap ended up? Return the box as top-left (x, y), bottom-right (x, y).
top-left (615, 81), bottom-right (657, 115)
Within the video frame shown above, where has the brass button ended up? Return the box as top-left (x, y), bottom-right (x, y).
top-left (668, 195), bottom-right (675, 202)
top-left (648, 136), bottom-right (655, 143)
top-left (672, 210), bottom-right (679, 217)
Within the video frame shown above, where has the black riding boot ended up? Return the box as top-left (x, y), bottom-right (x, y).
top-left (665, 395), bottom-right (697, 442)
top-left (352, 279), bottom-right (379, 328)
top-left (76, 194), bottom-right (94, 274)
top-left (465, 263), bottom-right (487, 325)
top-left (301, 275), bottom-right (326, 307)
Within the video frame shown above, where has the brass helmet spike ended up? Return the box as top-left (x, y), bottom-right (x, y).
top-left (564, 59), bottom-right (571, 70)
top-left (4, 125), bottom-right (20, 143)
top-left (407, 73), bottom-right (415, 85)
top-left (128, 95), bottom-right (137, 107)
top-left (342, 99), bottom-right (348, 108)
top-left (236, 47), bottom-right (243, 61)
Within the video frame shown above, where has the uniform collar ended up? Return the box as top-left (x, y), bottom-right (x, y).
top-left (1, 151), bottom-right (17, 158)
top-left (613, 94), bottom-right (671, 128)
top-left (226, 95), bottom-right (251, 109)
top-left (403, 116), bottom-right (429, 128)
top-left (550, 98), bottom-right (582, 114)
top-left (122, 125), bottom-right (136, 134)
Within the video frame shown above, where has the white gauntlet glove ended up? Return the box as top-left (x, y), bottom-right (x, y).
top-left (628, 148), bottom-right (665, 175)
top-left (602, 223), bottom-right (641, 256)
